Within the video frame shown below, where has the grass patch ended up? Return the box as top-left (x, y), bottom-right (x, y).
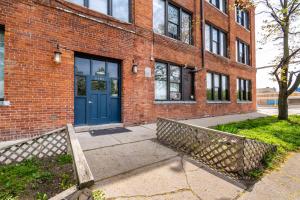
top-left (0, 154), bottom-right (75, 200)
top-left (213, 115), bottom-right (300, 176)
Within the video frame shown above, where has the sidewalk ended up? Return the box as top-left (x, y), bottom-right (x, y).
top-left (76, 112), bottom-right (300, 200)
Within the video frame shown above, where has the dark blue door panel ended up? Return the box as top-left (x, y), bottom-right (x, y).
top-left (74, 98), bottom-right (86, 125)
top-left (74, 56), bottom-right (121, 125)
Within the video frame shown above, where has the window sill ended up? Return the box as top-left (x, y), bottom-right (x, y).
top-left (237, 101), bottom-right (252, 104)
top-left (154, 100), bottom-right (197, 105)
top-left (0, 100), bottom-right (11, 106)
top-left (205, 51), bottom-right (229, 61)
top-left (207, 101), bottom-right (231, 104)
top-left (236, 23), bottom-right (251, 32)
top-left (206, 1), bottom-right (228, 17)
top-left (235, 61), bottom-right (252, 68)
top-left (153, 32), bottom-right (194, 47)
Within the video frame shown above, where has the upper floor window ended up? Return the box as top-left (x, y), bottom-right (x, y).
top-left (153, 0), bottom-right (192, 45)
top-left (237, 78), bottom-right (252, 101)
top-left (205, 24), bottom-right (227, 57)
top-left (208, 0), bottom-right (227, 13)
top-left (236, 39), bottom-right (250, 65)
top-left (236, 7), bottom-right (250, 30)
top-left (155, 62), bottom-right (195, 101)
top-left (0, 28), bottom-right (4, 100)
top-left (69, 0), bottom-right (130, 22)
top-left (206, 72), bottom-right (229, 101)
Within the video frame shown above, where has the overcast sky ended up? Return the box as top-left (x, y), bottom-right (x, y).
top-left (255, 3), bottom-right (300, 90)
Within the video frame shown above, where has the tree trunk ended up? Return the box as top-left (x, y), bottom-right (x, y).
top-left (278, 89), bottom-right (288, 120)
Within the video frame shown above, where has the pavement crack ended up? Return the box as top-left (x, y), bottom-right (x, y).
top-left (180, 155), bottom-right (203, 200)
top-left (106, 188), bottom-right (192, 200)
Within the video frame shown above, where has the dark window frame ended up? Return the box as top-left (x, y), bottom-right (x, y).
top-left (237, 78), bottom-right (252, 101)
top-left (206, 71), bottom-right (230, 101)
top-left (236, 6), bottom-right (250, 30)
top-left (236, 39), bottom-right (250, 65)
top-left (73, 0), bottom-right (132, 23)
top-left (154, 0), bottom-right (193, 45)
top-left (209, 0), bottom-right (227, 13)
top-left (205, 23), bottom-right (228, 57)
top-left (155, 61), bottom-right (195, 101)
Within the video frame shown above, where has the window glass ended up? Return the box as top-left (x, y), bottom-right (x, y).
top-left (220, 0), bottom-right (226, 12)
top-left (92, 80), bottom-right (106, 91)
top-left (155, 62), bottom-right (167, 100)
top-left (89, 0), bottom-right (108, 14)
top-left (153, 0), bottom-right (166, 34)
top-left (112, 0), bottom-right (129, 22)
top-left (214, 74), bottom-right (220, 100)
top-left (168, 5), bottom-right (179, 39)
top-left (170, 65), bottom-right (181, 83)
top-left (75, 57), bottom-right (90, 76)
top-left (168, 5), bottom-right (179, 24)
top-left (92, 60), bottom-right (105, 76)
top-left (212, 28), bottom-right (218, 54)
top-left (107, 62), bottom-right (118, 78)
top-left (181, 11), bottom-right (191, 44)
top-left (69, 0), bottom-right (84, 6)
top-left (0, 29), bottom-right (4, 99)
top-left (222, 75), bottom-right (229, 100)
top-left (111, 80), bottom-right (119, 97)
top-left (206, 73), bottom-right (212, 100)
top-left (205, 24), bottom-right (211, 51)
top-left (220, 32), bottom-right (225, 56)
top-left (76, 76), bottom-right (86, 96)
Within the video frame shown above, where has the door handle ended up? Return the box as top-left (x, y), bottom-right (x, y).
top-left (88, 101), bottom-right (93, 104)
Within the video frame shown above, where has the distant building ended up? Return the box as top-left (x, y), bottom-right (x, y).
top-left (257, 88), bottom-right (300, 106)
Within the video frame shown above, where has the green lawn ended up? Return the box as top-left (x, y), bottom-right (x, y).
top-left (213, 115), bottom-right (300, 171)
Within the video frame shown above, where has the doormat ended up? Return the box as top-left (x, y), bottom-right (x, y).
top-left (90, 127), bottom-right (132, 136)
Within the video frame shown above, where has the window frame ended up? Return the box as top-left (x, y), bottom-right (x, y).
top-left (206, 71), bottom-right (230, 102)
top-left (237, 78), bottom-right (252, 102)
top-left (155, 61), bottom-right (195, 101)
top-left (205, 23), bottom-right (228, 57)
top-left (236, 6), bottom-right (250, 30)
top-left (208, 0), bottom-right (227, 14)
top-left (236, 39), bottom-right (250, 65)
top-left (153, 0), bottom-right (193, 45)
top-left (70, 0), bottom-right (132, 23)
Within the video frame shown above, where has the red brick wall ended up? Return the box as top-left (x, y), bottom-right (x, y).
top-left (0, 0), bottom-right (256, 141)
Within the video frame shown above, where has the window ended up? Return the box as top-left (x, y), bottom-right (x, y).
top-left (0, 28), bottom-right (4, 100)
top-left (153, 0), bottom-right (192, 44)
top-left (155, 62), bottom-right (195, 101)
top-left (236, 39), bottom-right (250, 65)
top-left (236, 7), bottom-right (250, 30)
top-left (206, 72), bottom-right (230, 101)
top-left (69, 0), bottom-right (130, 22)
top-left (208, 0), bottom-right (227, 13)
top-left (205, 24), bottom-right (227, 57)
top-left (237, 78), bottom-right (252, 101)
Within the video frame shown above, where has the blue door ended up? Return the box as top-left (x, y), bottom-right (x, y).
top-left (74, 56), bottom-right (121, 125)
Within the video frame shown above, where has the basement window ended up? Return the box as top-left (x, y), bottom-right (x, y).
top-left (0, 27), bottom-right (4, 101)
top-left (155, 62), bottom-right (195, 101)
top-left (69, 0), bottom-right (131, 23)
top-left (237, 78), bottom-right (252, 101)
top-left (153, 0), bottom-right (192, 45)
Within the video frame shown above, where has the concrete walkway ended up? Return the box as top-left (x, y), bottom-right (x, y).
top-left (76, 112), bottom-right (300, 200)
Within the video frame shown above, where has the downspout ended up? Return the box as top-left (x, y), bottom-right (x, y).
top-left (200, 0), bottom-right (205, 69)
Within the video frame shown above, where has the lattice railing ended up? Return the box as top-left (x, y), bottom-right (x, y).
top-left (157, 118), bottom-right (276, 180)
top-left (0, 128), bottom-right (68, 165)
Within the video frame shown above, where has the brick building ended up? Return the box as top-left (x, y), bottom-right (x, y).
top-left (0, 0), bottom-right (256, 141)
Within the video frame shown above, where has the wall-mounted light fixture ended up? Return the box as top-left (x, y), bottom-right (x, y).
top-left (132, 60), bottom-right (138, 74)
top-left (54, 44), bottom-right (62, 64)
